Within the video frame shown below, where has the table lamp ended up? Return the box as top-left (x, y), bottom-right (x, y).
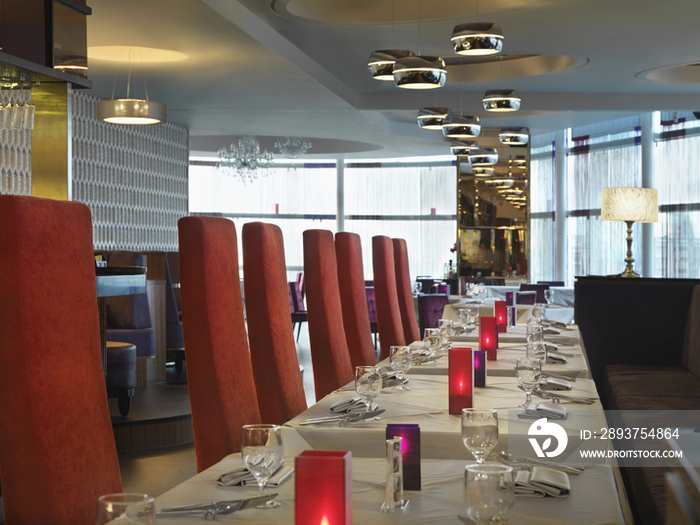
top-left (601, 187), bottom-right (658, 278)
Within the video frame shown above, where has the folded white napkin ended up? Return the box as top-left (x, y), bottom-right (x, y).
top-left (539, 377), bottom-right (571, 391)
top-left (546, 352), bottom-right (568, 365)
top-left (517, 402), bottom-right (568, 419)
top-left (330, 397), bottom-right (371, 414)
top-left (544, 343), bottom-right (559, 352)
top-left (542, 328), bottom-right (560, 335)
top-left (218, 463), bottom-right (294, 487)
top-left (507, 467), bottom-right (570, 498)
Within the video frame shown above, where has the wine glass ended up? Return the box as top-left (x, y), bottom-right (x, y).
top-left (526, 317), bottom-right (543, 344)
top-left (389, 345), bottom-right (412, 390)
top-left (464, 464), bottom-right (515, 525)
top-left (438, 318), bottom-right (453, 349)
top-left (461, 409), bottom-right (499, 464)
top-left (532, 303), bottom-right (546, 323)
top-left (96, 493), bottom-right (155, 525)
top-left (424, 328), bottom-right (441, 356)
top-left (355, 366), bottom-right (382, 410)
top-left (526, 340), bottom-right (548, 364)
top-left (544, 289), bottom-right (553, 304)
top-left (241, 424), bottom-right (283, 509)
top-left (516, 358), bottom-right (542, 409)
top-left (467, 282), bottom-right (476, 295)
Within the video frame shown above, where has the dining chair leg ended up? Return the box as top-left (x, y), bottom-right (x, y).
top-left (296, 323), bottom-right (302, 342)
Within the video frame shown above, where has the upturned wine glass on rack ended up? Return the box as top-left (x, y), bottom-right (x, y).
top-left (461, 408), bottom-right (499, 464)
top-left (516, 358), bottom-right (542, 409)
top-left (355, 366), bottom-right (382, 410)
top-left (241, 424), bottom-right (283, 509)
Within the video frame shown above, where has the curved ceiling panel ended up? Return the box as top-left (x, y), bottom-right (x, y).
top-left (189, 136), bottom-right (384, 155)
top-left (445, 54), bottom-right (585, 82)
top-left (272, 0), bottom-right (560, 24)
top-left (88, 46), bottom-right (189, 63)
top-left (637, 63), bottom-right (700, 83)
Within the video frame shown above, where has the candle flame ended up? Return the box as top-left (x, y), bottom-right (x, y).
top-left (485, 337), bottom-right (490, 344)
top-left (321, 517), bottom-right (330, 525)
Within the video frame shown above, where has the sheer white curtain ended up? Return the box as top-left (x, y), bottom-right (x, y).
top-left (566, 132), bottom-right (641, 282)
top-left (654, 114), bottom-right (700, 278)
top-left (344, 163), bottom-right (457, 280)
top-left (530, 141), bottom-right (556, 284)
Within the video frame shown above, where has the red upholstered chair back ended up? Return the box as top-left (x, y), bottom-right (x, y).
top-left (335, 232), bottom-right (377, 368)
top-left (372, 235), bottom-right (406, 359)
top-left (392, 238), bottom-right (421, 345)
top-left (242, 222), bottom-right (307, 423)
top-left (0, 196), bottom-right (122, 524)
top-left (303, 230), bottom-right (355, 399)
top-left (178, 217), bottom-right (262, 472)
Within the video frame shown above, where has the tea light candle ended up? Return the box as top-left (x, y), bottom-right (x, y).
top-left (474, 350), bottom-right (487, 387)
top-left (386, 424), bottom-right (421, 490)
top-left (295, 450), bottom-right (352, 525)
top-left (494, 301), bottom-right (507, 333)
top-left (448, 346), bottom-right (474, 414)
top-left (480, 316), bottom-right (498, 360)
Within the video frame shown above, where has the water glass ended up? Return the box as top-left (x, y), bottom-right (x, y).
top-left (464, 464), bottom-right (515, 525)
top-left (424, 328), bottom-right (441, 356)
top-left (532, 303), bottom-right (546, 322)
top-left (96, 493), bottom-right (155, 525)
top-left (526, 318), bottom-right (543, 344)
top-left (241, 424), bottom-right (283, 509)
top-left (526, 340), bottom-right (548, 364)
top-left (461, 409), bottom-right (499, 464)
top-left (389, 346), bottom-right (412, 390)
top-left (516, 358), bottom-right (542, 409)
top-left (355, 366), bottom-right (382, 410)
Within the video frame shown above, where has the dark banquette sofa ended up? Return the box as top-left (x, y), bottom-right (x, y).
top-left (575, 276), bottom-right (700, 525)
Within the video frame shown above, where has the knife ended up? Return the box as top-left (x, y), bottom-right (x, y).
top-left (158, 493), bottom-right (278, 517)
top-left (299, 408), bottom-right (385, 426)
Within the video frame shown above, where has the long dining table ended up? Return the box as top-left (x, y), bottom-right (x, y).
top-left (153, 321), bottom-right (632, 524)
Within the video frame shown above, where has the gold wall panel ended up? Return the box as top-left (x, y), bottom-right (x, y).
top-left (31, 82), bottom-right (69, 200)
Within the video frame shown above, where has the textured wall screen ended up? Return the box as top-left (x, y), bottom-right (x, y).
top-left (72, 91), bottom-right (188, 251)
top-left (0, 89), bottom-right (32, 196)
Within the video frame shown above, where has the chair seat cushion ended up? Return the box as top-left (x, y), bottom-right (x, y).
top-left (604, 364), bottom-right (700, 409)
top-left (106, 328), bottom-right (155, 358)
top-left (105, 342), bottom-right (136, 390)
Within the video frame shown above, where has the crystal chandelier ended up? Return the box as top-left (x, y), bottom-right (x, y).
top-left (275, 137), bottom-right (312, 158)
top-left (218, 137), bottom-right (274, 183)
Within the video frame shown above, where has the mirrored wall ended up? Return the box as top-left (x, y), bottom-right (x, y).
top-left (456, 129), bottom-right (529, 279)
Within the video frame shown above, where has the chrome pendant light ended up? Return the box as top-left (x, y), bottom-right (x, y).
top-left (514, 156), bottom-right (528, 169)
top-left (499, 127), bottom-right (529, 145)
top-left (469, 148), bottom-right (498, 166)
top-left (486, 179), bottom-right (514, 188)
top-left (483, 89), bottom-right (521, 112)
top-left (442, 115), bottom-right (481, 139)
top-left (450, 140), bottom-right (479, 156)
top-left (417, 107), bottom-right (451, 129)
top-left (451, 23), bottom-right (503, 56)
top-left (471, 167), bottom-right (495, 177)
top-left (368, 50), bottom-right (415, 81)
top-left (394, 55), bottom-right (446, 89)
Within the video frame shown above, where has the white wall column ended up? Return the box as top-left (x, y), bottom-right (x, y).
top-left (641, 112), bottom-right (656, 277)
top-left (337, 159), bottom-right (345, 232)
top-left (554, 129), bottom-right (568, 282)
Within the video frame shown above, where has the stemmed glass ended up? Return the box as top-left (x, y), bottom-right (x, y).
top-left (355, 366), bottom-right (382, 410)
top-left (526, 317), bottom-right (543, 344)
top-left (516, 358), bottom-right (542, 409)
top-left (438, 318), bottom-right (453, 350)
top-left (96, 494), bottom-right (154, 525)
top-left (544, 289), bottom-right (553, 305)
top-left (389, 345), bottom-right (412, 390)
top-left (532, 303), bottom-right (546, 323)
top-left (526, 340), bottom-right (548, 364)
top-left (241, 424), bottom-right (283, 509)
top-left (461, 409), bottom-right (499, 464)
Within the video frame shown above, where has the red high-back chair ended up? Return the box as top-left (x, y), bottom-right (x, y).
top-left (178, 217), bottom-right (262, 471)
top-left (392, 238), bottom-right (421, 344)
top-left (304, 230), bottom-right (355, 399)
top-left (335, 232), bottom-right (377, 368)
top-left (372, 235), bottom-right (406, 359)
top-left (0, 196), bottom-right (122, 524)
top-left (243, 222), bottom-right (307, 422)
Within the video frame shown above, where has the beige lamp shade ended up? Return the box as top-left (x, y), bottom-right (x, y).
top-left (601, 187), bottom-right (658, 223)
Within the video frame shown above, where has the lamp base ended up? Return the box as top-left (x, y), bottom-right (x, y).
top-left (619, 267), bottom-right (640, 278)
top-left (621, 220), bottom-right (639, 278)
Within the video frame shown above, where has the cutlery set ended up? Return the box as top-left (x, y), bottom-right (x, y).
top-left (299, 408), bottom-right (385, 426)
top-left (157, 494), bottom-right (278, 520)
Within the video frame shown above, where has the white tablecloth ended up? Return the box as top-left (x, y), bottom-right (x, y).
top-left (444, 301), bottom-right (575, 325)
top-left (154, 455), bottom-right (625, 525)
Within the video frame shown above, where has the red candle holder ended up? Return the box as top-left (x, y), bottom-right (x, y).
top-left (494, 301), bottom-right (507, 333)
top-left (474, 350), bottom-right (487, 387)
top-left (295, 451), bottom-right (352, 525)
top-left (386, 424), bottom-right (421, 490)
top-left (480, 316), bottom-right (498, 360)
top-left (449, 346), bottom-right (474, 414)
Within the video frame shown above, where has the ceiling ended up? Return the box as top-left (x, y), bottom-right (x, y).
top-left (84, 0), bottom-right (700, 159)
